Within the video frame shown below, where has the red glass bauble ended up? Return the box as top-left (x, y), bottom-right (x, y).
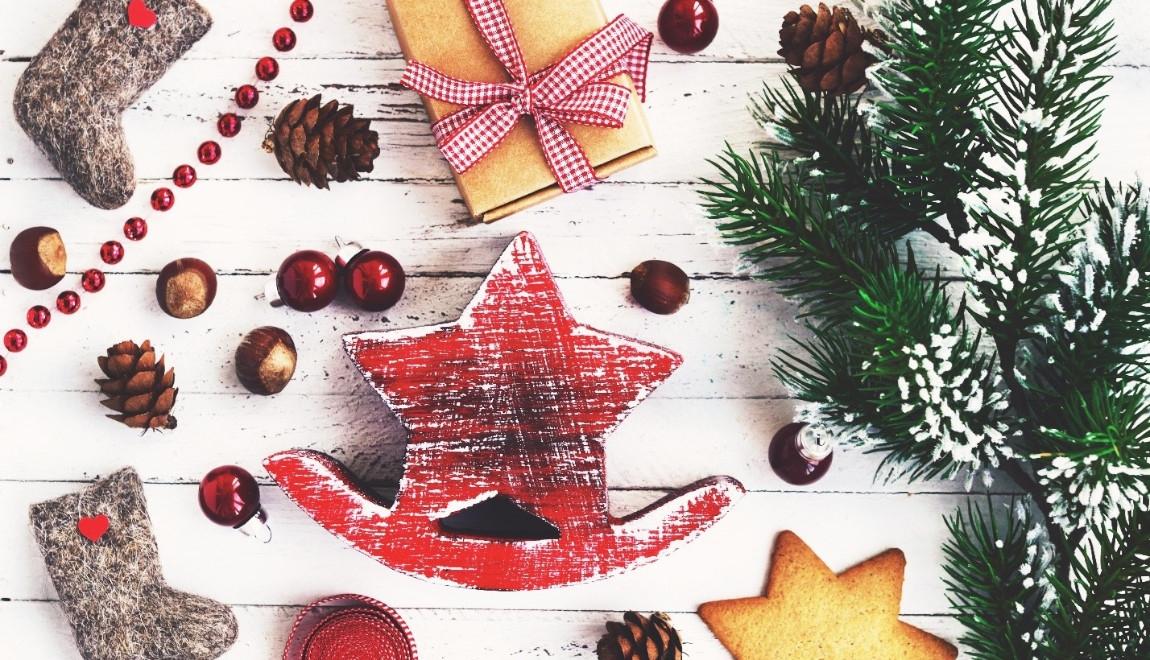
top-left (81, 269), bottom-right (106, 293)
top-left (198, 140), bottom-right (222, 165)
top-left (4, 329), bottom-right (27, 352)
top-left (273, 27), bottom-right (297, 52)
top-left (657, 0), bottom-right (719, 54)
top-left (768, 423), bottom-right (833, 485)
top-left (56, 291), bottom-right (81, 314)
top-left (124, 217), bottom-right (149, 241)
top-left (344, 250), bottom-right (407, 312)
top-left (173, 164), bottom-right (197, 188)
top-left (235, 84), bottom-right (260, 110)
top-left (256, 56), bottom-right (280, 82)
top-left (27, 305), bottom-right (51, 329)
top-left (276, 250), bottom-right (339, 312)
top-left (218, 113), bottom-right (242, 138)
top-left (151, 188), bottom-right (175, 212)
top-left (198, 465), bottom-right (262, 527)
top-left (290, 0), bottom-right (314, 22)
top-left (0, 355), bottom-right (7, 377)
top-left (101, 240), bottom-right (125, 265)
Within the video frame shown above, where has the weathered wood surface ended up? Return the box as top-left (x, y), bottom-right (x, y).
top-left (0, 0), bottom-right (1145, 657)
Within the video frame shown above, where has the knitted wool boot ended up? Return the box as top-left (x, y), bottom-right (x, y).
top-left (13, 0), bottom-right (212, 209)
top-left (30, 468), bottom-right (238, 660)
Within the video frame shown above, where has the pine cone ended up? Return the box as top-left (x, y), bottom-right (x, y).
top-left (597, 612), bottom-right (682, 660)
top-left (265, 94), bottom-right (381, 189)
top-left (779, 3), bottom-right (880, 94)
top-left (96, 340), bottom-right (178, 431)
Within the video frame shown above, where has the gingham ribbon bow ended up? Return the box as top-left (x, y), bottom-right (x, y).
top-left (400, 0), bottom-right (653, 192)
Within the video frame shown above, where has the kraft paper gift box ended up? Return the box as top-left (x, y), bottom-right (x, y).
top-left (387, 0), bottom-right (658, 222)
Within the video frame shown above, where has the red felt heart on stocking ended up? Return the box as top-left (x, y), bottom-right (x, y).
top-left (127, 0), bottom-right (158, 29)
top-left (77, 514), bottom-right (110, 543)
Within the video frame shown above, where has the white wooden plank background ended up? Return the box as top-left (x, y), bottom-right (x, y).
top-left (0, 0), bottom-right (1145, 657)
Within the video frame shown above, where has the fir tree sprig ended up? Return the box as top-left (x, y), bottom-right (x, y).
top-left (942, 499), bottom-right (1051, 660)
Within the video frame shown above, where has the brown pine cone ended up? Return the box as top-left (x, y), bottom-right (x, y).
top-left (779, 3), bottom-right (881, 94)
top-left (96, 340), bottom-right (178, 431)
top-left (597, 612), bottom-right (682, 660)
top-left (265, 94), bottom-right (381, 189)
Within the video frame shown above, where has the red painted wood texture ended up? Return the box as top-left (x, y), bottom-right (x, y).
top-left (266, 232), bottom-right (744, 590)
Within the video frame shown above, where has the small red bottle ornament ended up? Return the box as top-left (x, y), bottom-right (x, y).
top-left (336, 242), bottom-right (407, 312)
top-left (658, 0), bottom-right (719, 54)
top-left (269, 250), bottom-right (340, 312)
top-left (198, 465), bottom-right (272, 542)
top-left (768, 422), bottom-right (833, 485)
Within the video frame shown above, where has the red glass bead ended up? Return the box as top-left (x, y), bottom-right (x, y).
top-left (344, 250), bottom-right (407, 312)
top-left (4, 329), bottom-right (27, 352)
top-left (290, 0), bottom-right (314, 22)
top-left (276, 249), bottom-right (339, 312)
top-left (100, 240), bottom-right (125, 265)
top-left (0, 355), bottom-right (6, 377)
top-left (82, 269), bottom-right (106, 293)
top-left (151, 188), bottom-right (174, 212)
top-left (173, 164), bottom-right (197, 188)
top-left (235, 84), bottom-right (259, 110)
top-left (198, 140), bottom-right (222, 165)
top-left (273, 27), bottom-right (297, 52)
top-left (27, 305), bottom-right (51, 329)
top-left (124, 217), bottom-right (149, 241)
top-left (218, 113), bottom-right (242, 138)
top-left (199, 465), bottom-right (263, 527)
top-left (256, 56), bottom-right (280, 82)
top-left (56, 291), bottom-right (81, 315)
top-left (657, 0), bottom-right (719, 54)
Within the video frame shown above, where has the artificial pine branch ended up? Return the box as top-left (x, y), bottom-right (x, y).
top-left (942, 499), bottom-right (1047, 660)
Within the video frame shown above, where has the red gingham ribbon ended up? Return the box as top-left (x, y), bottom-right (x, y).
top-left (400, 0), bottom-right (653, 192)
top-left (282, 594), bottom-right (418, 660)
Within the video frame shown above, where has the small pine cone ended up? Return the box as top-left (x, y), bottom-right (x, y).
top-left (779, 3), bottom-right (881, 94)
top-left (597, 612), bottom-right (682, 660)
top-left (96, 340), bottom-right (178, 431)
top-left (265, 94), bottom-right (381, 189)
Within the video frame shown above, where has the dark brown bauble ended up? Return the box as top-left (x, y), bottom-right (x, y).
top-left (235, 327), bottom-right (297, 395)
top-left (630, 260), bottom-right (691, 315)
top-left (265, 94), bottom-right (381, 189)
top-left (779, 3), bottom-right (881, 95)
top-left (10, 226), bottom-right (67, 290)
top-left (95, 340), bottom-right (178, 431)
top-left (597, 611), bottom-right (683, 660)
top-left (156, 258), bottom-right (217, 319)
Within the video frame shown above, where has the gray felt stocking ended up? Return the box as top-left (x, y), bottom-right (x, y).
top-left (30, 468), bottom-right (237, 660)
top-left (13, 0), bottom-right (212, 209)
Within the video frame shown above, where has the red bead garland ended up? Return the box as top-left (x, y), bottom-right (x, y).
top-left (56, 291), bottom-right (81, 315)
top-left (4, 329), bottom-right (28, 352)
top-left (81, 269), bottom-right (106, 293)
top-left (124, 217), bottom-right (149, 241)
top-left (27, 306), bottom-right (51, 329)
top-left (0, 0), bottom-right (314, 376)
top-left (235, 84), bottom-right (260, 109)
top-left (173, 164), bottom-right (197, 188)
top-left (290, 0), bottom-right (314, 22)
top-left (151, 188), bottom-right (175, 212)
top-left (256, 56), bottom-right (280, 82)
top-left (198, 140), bottom-right (222, 165)
top-left (273, 27), bottom-right (297, 52)
top-left (101, 241), bottom-right (125, 265)
top-left (218, 113), bottom-right (242, 138)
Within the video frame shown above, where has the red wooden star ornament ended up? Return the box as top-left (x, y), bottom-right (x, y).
top-left (266, 232), bottom-right (744, 590)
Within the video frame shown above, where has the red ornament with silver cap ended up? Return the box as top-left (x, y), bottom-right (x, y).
top-left (335, 240), bottom-right (407, 312)
top-left (266, 249), bottom-right (340, 312)
top-left (198, 465), bottom-right (272, 542)
top-left (769, 422), bottom-right (834, 485)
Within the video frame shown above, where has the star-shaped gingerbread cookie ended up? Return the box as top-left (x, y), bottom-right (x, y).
top-left (699, 531), bottom-right (958, 660)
